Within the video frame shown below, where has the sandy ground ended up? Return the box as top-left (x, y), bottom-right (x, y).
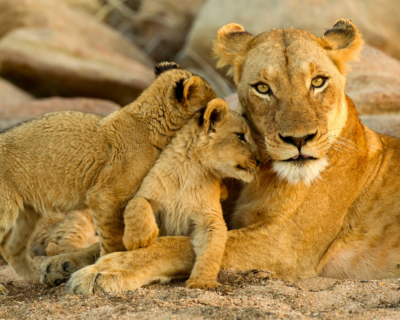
top-left (1, 257), bottom-right (400, 319)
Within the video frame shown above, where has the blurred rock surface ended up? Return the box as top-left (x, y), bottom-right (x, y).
top-left (360, 115), bottom-right (400, 138)
top-left (0, 0), bottom-right (154, 105)
top-left (0, 77), bottom-right (34, 108)
top-left (181, 0), bottom-right (400, 75)
top-left (0, 97), bottom-right (119, 131)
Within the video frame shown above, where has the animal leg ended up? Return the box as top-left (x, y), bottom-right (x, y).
top-left (40, 242), bottom-right (101, 287)
top-left (186, 215), bottom-right (228, 289)
top-left (87, 189), bottom-right (126, 256)
top-left (0, 207), bottom-right (41, 280)
top-left (123, 197), bottom-right (159, 250)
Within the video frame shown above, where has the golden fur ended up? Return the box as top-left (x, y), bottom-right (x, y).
top-left (40, 19), bottom-right (400, 295)
top-left (28, 209), bottom-right (98, 258)
top-left (123, 98), bottom-right (260, 289)
top-left (0, 62), bottom-right (216, 288)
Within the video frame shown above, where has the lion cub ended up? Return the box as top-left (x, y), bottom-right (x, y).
top-left (0, 62), bottom-right (217, 283)
top-left (123, 98), bottom-right (260, 289)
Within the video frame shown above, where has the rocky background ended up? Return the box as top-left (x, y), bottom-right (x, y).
top-left (1, 0), bottom-right (400, 319)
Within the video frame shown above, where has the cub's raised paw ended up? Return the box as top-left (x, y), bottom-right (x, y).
top-left (186, 278), bottom-right (221, 290)
top-left (40, 243), bottom-right (100, 287)
top-left (123, 224), bottom-right (159, 251)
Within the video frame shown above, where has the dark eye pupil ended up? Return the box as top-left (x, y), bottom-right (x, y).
top-left (236, 133), bottom-right (246, 141)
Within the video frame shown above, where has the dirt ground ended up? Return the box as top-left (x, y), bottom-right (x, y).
top-left (1, 257), bottom-right (400, 319)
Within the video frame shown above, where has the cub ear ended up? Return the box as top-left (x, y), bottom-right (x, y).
top-left (155, 61), bottom-right (180, 77)
top-left (213, 23), bottom-right (253, 85)
top-left (321, 19), bottom-right (364, 74)
top-left (203, 98), bottom-right (229, 131)
top-left (176, 75), bottom-right (212, 109)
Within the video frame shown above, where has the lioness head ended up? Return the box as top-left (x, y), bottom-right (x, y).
top-left (197, 98), bottom-right (261, 183)
top-left (213, 19), bottom-right (364, 185)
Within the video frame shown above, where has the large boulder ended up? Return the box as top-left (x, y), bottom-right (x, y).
top-left (181, 0), bottom-right (400, 71)
top-left (129, 0), bottom-right (205, 62)
top-left (0, 77), bottom-right (34, 108)
top-left (360, 115), bottom-right (400, 138)
top-left (0, 0), bottom-right (154, 105)
top-left (0, 97), bottom-right (120, 131)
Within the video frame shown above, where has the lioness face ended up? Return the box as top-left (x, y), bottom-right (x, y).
top-left (214, 19), bottom-right (363, 185)
top-left (200, 99), bottom-right (261, 183)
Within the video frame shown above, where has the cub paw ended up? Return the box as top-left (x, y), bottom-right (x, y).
top-left (186, 278), bottom-right (221, 290)
top-left (65, 267), bottom-right (99, 295)
top-left (40, 244), bottom-right (100, 287)
top-left (123, 223), bottom-right (159, 251)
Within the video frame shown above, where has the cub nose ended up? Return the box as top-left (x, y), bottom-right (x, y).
top-left (279, 132), bottom-right (317, 149)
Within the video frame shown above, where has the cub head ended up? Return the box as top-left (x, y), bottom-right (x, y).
top-left (198, 98), bottom-right (261, 183)
top-left (151, 61), bottom-right (217, 119)
top-left (213, 19), bottom-right (364, 185)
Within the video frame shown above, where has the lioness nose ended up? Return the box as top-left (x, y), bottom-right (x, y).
top-left (279, 132), bottom-right (317, 149)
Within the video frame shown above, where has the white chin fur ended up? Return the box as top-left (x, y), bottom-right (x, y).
top-left (272, 158), bottom-right (329, 186)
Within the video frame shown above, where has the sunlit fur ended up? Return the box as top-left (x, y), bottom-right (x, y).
top-left (38, 20), bottom-right (400, 295)
top-left (123, 99), bottom-right (260, 290)
top-left (0, 63), bottom-right (217, 285)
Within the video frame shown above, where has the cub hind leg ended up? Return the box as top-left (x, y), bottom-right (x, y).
top-left (0, 203), bottom-right (41, 280)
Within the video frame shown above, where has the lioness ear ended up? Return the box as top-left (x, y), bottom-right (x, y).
top-left (203, 98), bottom-right (229, 131)
top-left (321, 19), bottom-right (364, 74)
top-left (213, 23), bottom-right (253, 85)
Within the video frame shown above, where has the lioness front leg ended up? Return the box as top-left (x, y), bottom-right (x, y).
top-left (40, 242), bottom-right (101, 287)
top-left (186, 216), bottom-right (227, 289)
top-left (123, 197), bottom-right (159, 250)
top-left (65, 237), bottom-right (195, 295)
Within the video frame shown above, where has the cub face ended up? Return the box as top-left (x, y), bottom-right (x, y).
top-left (213, 19), bottom-right (364, 185)
top-left (199, 99), bottom-right (261, 183)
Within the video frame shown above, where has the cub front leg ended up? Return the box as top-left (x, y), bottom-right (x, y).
top-left (40, 242), bottom-right (101, 287)
top-left (186, 215), bottom-right (228, 289)
top-left (123, 197), bottom-right (159, 250)
top-left (87, 189), bottom-right (127, 256)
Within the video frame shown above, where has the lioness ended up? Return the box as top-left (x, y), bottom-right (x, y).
top-left (41, 19), bottom-right (400, 295)
top-left (0, 62), bottom-right (216, 284)
top-left (123, 98), bottom-right (260, 289)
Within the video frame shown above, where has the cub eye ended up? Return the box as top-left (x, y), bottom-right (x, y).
top-left (311, 77), bottom-right (326, 88)
top-left (236, 133), bottom-right (246, 142)
top-left (255, 83), bottom-right (270, 94)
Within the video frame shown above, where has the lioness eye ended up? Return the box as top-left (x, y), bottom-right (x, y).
top-left (236, 133), bottom-right (246, 142)
top-left (255, 83), bottom-right (270, 94)
top-left (311, 77), bottom-right (326, 88)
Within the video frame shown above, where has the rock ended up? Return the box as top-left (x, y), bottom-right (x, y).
top-left (346, 46), bottom-right (400, 115)
top-left (0, 97), bottom-right (120, 131)
top-left (0, 0), bottom-right (153, 67)
top-left (130, 0), bottom-right (205, 62)
top-left (0, 28), bottom-right (154, 105)
top-left (181, 0), bottom-right (400, 69)
top-left (360, 115), bottom-right (400, 138)
top-left (0, 0), bottom-right (155, 105)
top-left (0, 77), bottom-right (34, 108)
top-left (61, 0), bottom-right (103, 15)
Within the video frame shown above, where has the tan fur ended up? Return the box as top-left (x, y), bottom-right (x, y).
top-left (28, 209), bottom-right (98, 257)
top-left (0, 62), bottom-right (216, 286)
top-left (123, 99), bottom-right (260, 289)
top-left (41, 19), bottom-right (400, 295)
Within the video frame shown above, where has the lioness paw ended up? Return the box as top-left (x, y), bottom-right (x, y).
top-left (186, 278), bottom-right (221, 290)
